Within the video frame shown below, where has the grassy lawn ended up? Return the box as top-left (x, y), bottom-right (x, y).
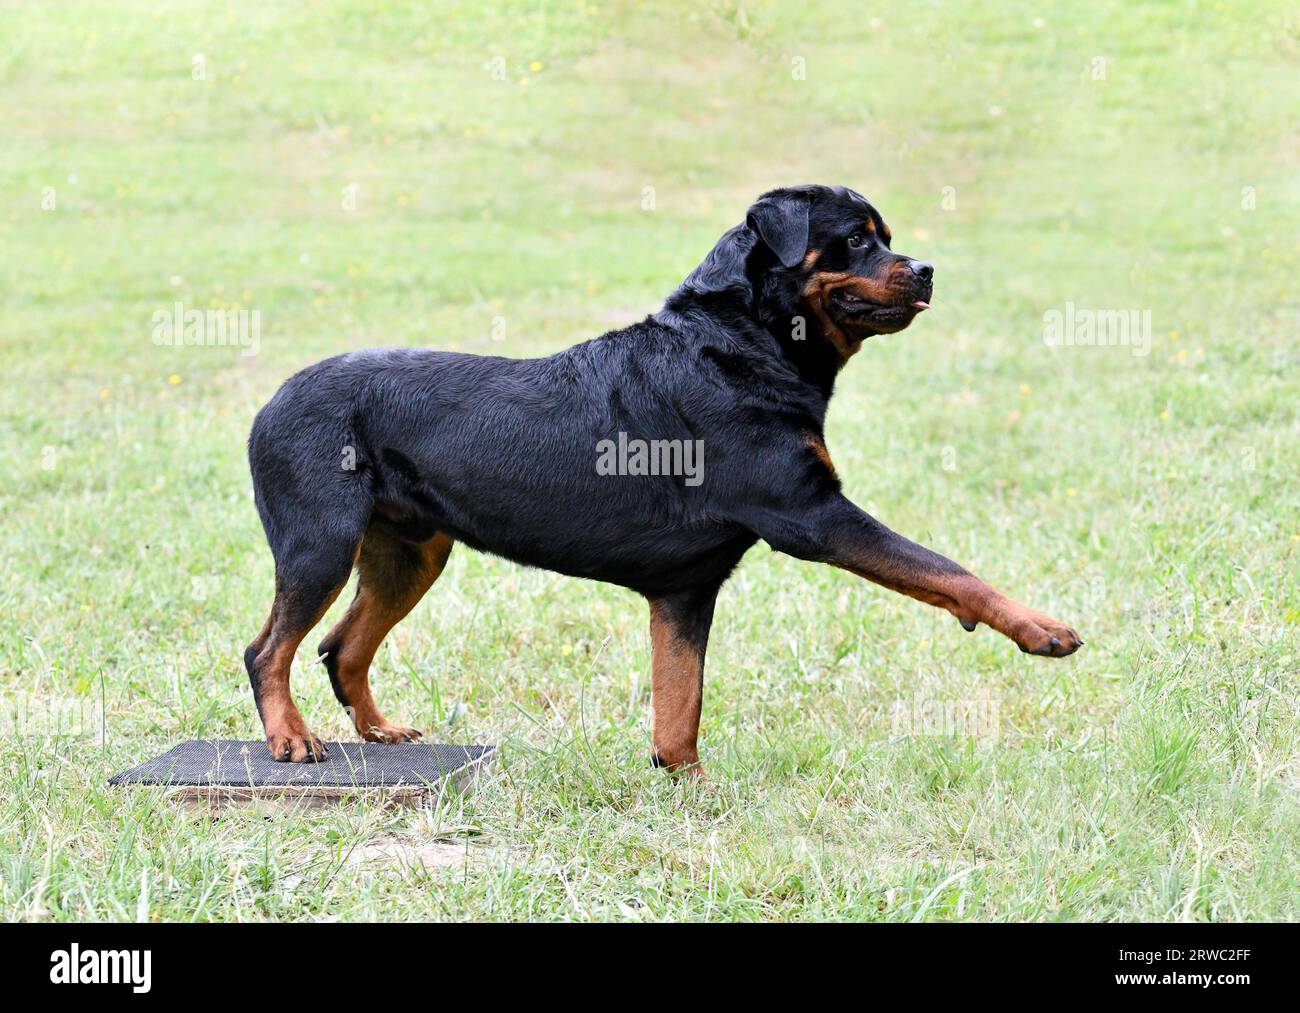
top-left (1, 0), bottom-right (1297, 921)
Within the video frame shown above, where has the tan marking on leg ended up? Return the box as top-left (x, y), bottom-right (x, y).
top-left (648, 601), bottom-right (705, 775)
top-left (831, 564), bottom-right (1082, 657)
top-left (254, 582), bottom-right (347, 762)
top-left (321, 533), bottom-right (453, 742)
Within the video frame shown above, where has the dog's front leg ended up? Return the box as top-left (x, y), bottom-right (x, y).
top-left (752, 495), bottom-right (1083, 657)
top-left (646, 584), bottom-right (721, 776)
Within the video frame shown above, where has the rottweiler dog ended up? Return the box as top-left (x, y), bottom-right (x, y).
top-left (245, 184), bottom-right (1082, 773)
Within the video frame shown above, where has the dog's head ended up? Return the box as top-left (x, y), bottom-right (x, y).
top-left (681, 185), bottom-right (933, 361)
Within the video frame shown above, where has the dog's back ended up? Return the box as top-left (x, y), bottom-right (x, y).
top-left (249, 336), bottom-right (753, 595)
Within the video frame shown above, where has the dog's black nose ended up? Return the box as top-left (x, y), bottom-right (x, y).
top-left (907, 260), bottom-right (934, 281)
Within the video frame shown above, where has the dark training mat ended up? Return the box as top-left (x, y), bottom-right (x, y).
top-left (109, 739), bottom-right (493, 789)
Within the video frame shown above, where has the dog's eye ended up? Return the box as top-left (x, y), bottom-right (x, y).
top-left (847, 232), bottom-right (866, 249)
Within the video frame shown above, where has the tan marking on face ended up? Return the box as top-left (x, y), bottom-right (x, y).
top-left (801, 249), bottom-right (821, 269)
top-left (802, 272), bottom-right (863, 361)
top-left (882, 223), bottom-right (892, 243)
top-left (863, 219), bottom-right (876, 233)
top-left (810, 269), bottom-right (897, 304)
top-left (802, 267), bottom-right (905, 360)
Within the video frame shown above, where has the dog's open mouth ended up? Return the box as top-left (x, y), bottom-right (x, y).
top-left (829, 287), bottom-right (930, 327)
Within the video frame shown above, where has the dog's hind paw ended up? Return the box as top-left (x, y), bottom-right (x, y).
top-left (267, 730), bottom-right (329, 763)
top-left (359, 722), bottom-right (422, 744)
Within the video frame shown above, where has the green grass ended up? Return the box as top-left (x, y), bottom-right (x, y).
top-left (1, 0), bottom-right (1297, 921)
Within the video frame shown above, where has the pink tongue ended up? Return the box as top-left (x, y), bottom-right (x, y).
top-left (911, 300), bottom-right (930, 309)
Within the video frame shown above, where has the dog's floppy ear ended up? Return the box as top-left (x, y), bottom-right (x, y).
top-left (746, 192), bottom-right (811, 269)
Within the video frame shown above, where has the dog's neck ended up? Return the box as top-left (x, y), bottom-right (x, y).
top-left (752, 276), bottom-right (857, 401)
top-left (769, 311), bottom-right (857, 396)
top-left (659, 286), bottom-right (845, 408)
top-left (663, 244), bottom-right (856, 404)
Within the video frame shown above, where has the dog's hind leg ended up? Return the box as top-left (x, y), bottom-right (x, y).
top-left (317, 524), bottom-right (454, 743)
top-left (245, 536), bottom-right (359, 762)
top-left (646, 583), bottom-right (721, 777)
top-left (244, 384), bottom-right (380, 760)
